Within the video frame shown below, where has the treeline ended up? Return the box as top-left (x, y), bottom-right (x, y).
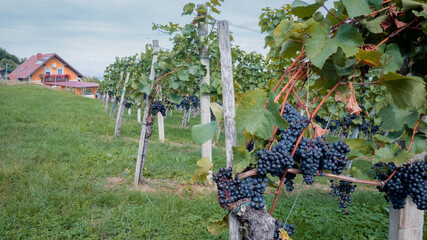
top-left (0, 48), bottom-right (26, 71)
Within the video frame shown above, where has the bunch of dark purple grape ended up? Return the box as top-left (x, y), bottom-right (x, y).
top-left (374, 161), bottom-right (427, 210)
top-left (150, 100), bottom-right (166, 116)
top-left (257, 103), bottom-right (351, 186)
top-left (329, 179), bottom-right (356, 214)
top-left (213, 168), bottom-right (268, 210)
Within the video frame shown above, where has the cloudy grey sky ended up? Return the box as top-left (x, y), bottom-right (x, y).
top-left (1, 0), bottom-right (293, 78)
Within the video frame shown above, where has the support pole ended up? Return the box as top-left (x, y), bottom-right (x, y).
top-left (114, 72), bottom-right (130, 137)
top-left (218, 20), bottom-right (240, 240)
top-left (5, 63), bottom-right (8, 83)
top-left (134, 40), bottom-right (159, 185)
top-left (198, 4), bottom-right (212, 179)
top-left (137, 106), bottom-right (142, 123)
top-left (388, 197), bottom-right (425, 240)
top-left (157, 85), bottom-right (165, 141)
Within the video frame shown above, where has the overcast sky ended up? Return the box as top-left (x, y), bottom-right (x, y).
top-left (0, 0), bottom-right (294, 78)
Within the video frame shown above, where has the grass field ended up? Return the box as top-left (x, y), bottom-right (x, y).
top-left (0, 84), bottom-right (425, 239)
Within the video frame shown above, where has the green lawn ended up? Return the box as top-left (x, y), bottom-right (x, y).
top-left (0, 84), bottom-right (424, 239)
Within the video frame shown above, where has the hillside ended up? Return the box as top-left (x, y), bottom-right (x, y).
top-left (1, 84), bottom-right (423, 239)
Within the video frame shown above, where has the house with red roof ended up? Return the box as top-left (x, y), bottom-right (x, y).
top-left (8, 53), bottom-right (83, 83)
top-left (8, 53), bottom-right (99, 98)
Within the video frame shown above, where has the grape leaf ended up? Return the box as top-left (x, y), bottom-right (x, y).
top-left (207, 215), bottom-right (228, 236)
top-left (373, 144), bottom-right (395, 164)
top-left (290, 0), bottom-right (323, 18)
top-left (306, 23), bottom-right (338, 68)
top-left (191, 121), bottom-right (217, 144)
top-left (406, 135), bottom-right (427, 154)
top-left (236, 89), bottom-right (289, 140)
top-left (191, 168), bottom-right (209, 183)
top-left (377, 104), bottom-right (419, 131)
top-left (333, 49), bottom-right (356, 76)
top-left (375, 144), bottom-right (414, 165)
top-left (393, 150), bottom-right (414, 165)
top-left (344, 138), bottom-right (374, 155)
top-left (368, 0), bottom-right (383, 10)
top-left (342, 0), bottom-right (372, 17)
top-left (210, 102), bottom-right (223, 126)
top-left (361, 15), bottom-right (388, 34)
top-left (373, 134), bottom-right (394, 143)
top-left (168, 93), bottom-right (182, 104)
top-left (356, 49), bottom-right (383, 67)
top-left (379, 72), bottom-right (426, 110)
top-left (233, 146), bottom-right (251, 164)
top-left (333, 24), bottom-right (364, 57)
top-left (274, 19), bottom-right (291, 37)
top-left (197, 156), bottom-right (213, 170)
top-left (402, 0), bottom-right (427, 11)
top-left (382, 44), bottom-right (404, 74)
top-left (280, 40), bottom-right (302, 59)
top-left (178, 69), bottom-right (189, 81)
top-left (182, 3), bottom-right (195, 16)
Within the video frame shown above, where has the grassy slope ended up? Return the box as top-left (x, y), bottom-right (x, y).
top-left (0, 85), bottom-right (424, 239)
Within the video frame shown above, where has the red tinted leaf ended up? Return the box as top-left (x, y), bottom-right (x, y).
top-left (345, 82), bottom-right (362, 116)
top-left (314, 125), bottom-right (329, 138)
top-left (381, 17), bottom-right (392, 30)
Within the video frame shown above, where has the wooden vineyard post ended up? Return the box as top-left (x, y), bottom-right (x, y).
top-left (110, 72), bottom-right (124, 118)
top-left (157, 85), bottom-right (165, 142)
top-left (134, 40), bottom-right (159, 185)
top-left (137, 105), bottom-right (141, 123)
top-left (198, 4), bottom-right (212, 180)
top-left (105, 76), bottom-right (111, 111)
top-left (105, 93), bottom-right (111, 111)
top-left (114, 72), bottom-right (130, 137)
top-left (218, 20), bottom-right (241, 240)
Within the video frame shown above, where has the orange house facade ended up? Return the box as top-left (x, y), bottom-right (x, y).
top-left (8, 53), bottom-right (83, 83)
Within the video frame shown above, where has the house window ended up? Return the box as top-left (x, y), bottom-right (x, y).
top-left (57, 68), bottom-right (63, 74)
top-left (44, 67), bottom-right (51, 74)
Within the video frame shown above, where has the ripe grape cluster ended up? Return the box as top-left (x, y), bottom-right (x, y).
top-left (374, 161), bottom-right (427, 210)
top-left (123, 97), bottom-right (132, 109)
top-left (176, 96), bottom-right (191, 110)
top-left (316, 111), bottom-right (384, 138)
top-left (189, 95), bottom-right (199, 108)
top-left (329, 180), bottom-right (356, 214)
top-left (150, 101), bottom-right (166, 116)
top-left (257, 103), bottom-right (351, 185)
top-left (257, 104), bottom-right (309, 178)
top-left (213, 167), bottom-right (268, 210)
top-left (273, 220), bottom-right (295, 239)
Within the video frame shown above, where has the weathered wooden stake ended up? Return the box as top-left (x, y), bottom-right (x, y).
top-left (157, 85), bottom-right (165, 141)
top-left (134, 40), bottom-right (159, 185)
top-left (105, 94), bottom-right (111, 111)
top-left (110, 72), bottom-right (124, 118)
top-left (114, 72), bottom-right (130, 137)
top-left (181, 108), bottom-right (189, 128)
top-left (187, 107), bottom-right (192, 122)
top-left (198, 4), bottom-right (212, 179)
top-left (218, 20), bottom-right (241, 240)
top-left (137, 107), bottom-right (141, 123)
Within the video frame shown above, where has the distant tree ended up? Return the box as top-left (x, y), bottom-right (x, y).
top-left (0, 59), bottom-right (17, 71)
top-left (82, 76), bottom-right (101, 83)
top-left (0, 48), bottom-right (24, 71)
